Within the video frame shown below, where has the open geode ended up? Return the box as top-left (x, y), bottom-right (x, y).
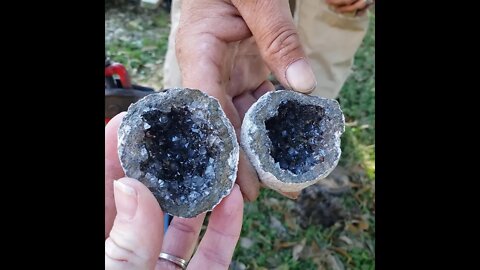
top-left (118, 88), bottom-right (239, 218)
top-left (241, 90), bottom-right (345, 193)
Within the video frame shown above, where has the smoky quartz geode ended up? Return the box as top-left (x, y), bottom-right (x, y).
top-left (118, 88), bottom-right (239, 218)
top-left (241, 90), bottom-right (345, 193)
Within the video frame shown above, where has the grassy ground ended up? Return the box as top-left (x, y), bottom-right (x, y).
top-left (106, 5), bottom-right (374, 270)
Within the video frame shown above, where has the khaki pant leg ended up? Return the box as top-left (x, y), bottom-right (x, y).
top-left (294, 0), bottom-right (369, 98)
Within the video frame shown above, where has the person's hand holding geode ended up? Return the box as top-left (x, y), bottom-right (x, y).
top-left (104, 1), bottom-right (326, 269)
top-left (175, 0), bottom-right (318, 201)
top-left (106, 113), bottom-right (244, 270)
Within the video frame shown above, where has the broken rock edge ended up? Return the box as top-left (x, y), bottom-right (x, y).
top-left (240, 90), bottom-right (345, 193)
top-left (117, 88), bottom-right (240, 218)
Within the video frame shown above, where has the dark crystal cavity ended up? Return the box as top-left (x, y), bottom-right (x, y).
top-left (140, 106), bottom-right (218, 204)
top-left (265, 100), bottom-right (325, 175)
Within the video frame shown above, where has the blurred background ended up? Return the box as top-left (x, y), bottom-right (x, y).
top-left (106, 1), bottom-right (375, 269)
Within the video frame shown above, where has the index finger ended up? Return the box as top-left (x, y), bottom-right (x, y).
top-left (187, 184), bottom-right (244, 269)
top-left (105, 112), bottom-right (127, 238)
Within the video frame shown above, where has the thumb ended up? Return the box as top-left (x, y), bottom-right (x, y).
top-left (232, 0), bottom-right (317, 93)
top-left (105, 178), bottom-right (164, 270)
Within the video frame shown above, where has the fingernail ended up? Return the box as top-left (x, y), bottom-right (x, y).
top-left (285, 58), bottom-right (317, 93)
top-left (114, 180), bottom-right (138, 220)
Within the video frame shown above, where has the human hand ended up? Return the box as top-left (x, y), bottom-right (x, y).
top-left (176, 0), bottom-right (317, 201)
top-left (326, 0), bottom-right (375, 16)
top-left (105, 113), bottom-right (244, 270)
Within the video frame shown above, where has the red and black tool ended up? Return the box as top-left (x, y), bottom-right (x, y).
top-left (105, 55), bottom-right (156, 124)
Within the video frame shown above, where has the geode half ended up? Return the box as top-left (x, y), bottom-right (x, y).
top-left (241, 90), bottom-right (345, 193)
top-left (117, 88), bottom-right (239, 218)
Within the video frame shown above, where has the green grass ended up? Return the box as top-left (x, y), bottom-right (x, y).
top-left (338, 14), bottom-right (375, 181)
top-left (106, 6), bottom-right (170, 85)
top-left (105, 6), bottom-right (375, 270)
top-left (107, 37), bottom-right (168, 75)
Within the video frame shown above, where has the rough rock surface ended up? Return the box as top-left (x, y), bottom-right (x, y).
top-left (118, 88), bottom-right (239, 218)
top-left (241, 90), bottom-right (345, 193)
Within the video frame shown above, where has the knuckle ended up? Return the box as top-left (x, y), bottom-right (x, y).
top-left (262, 23), bottom-right (301, 63)
top-left (105, 237), bottom-right (135, 264)
top-left (105, 233), bottom-right (152, 270)
top-left (107, 228), bottom-right (146, 261)
top-left (198, 246), bottom-right (231, 268)
top-left (169, 220), bottom-right (197, 236)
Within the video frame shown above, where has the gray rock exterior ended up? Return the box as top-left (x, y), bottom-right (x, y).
top-left (118, 88), bottom-right (239, 218)
top-left (241, 90), bottom-right (345, 193)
